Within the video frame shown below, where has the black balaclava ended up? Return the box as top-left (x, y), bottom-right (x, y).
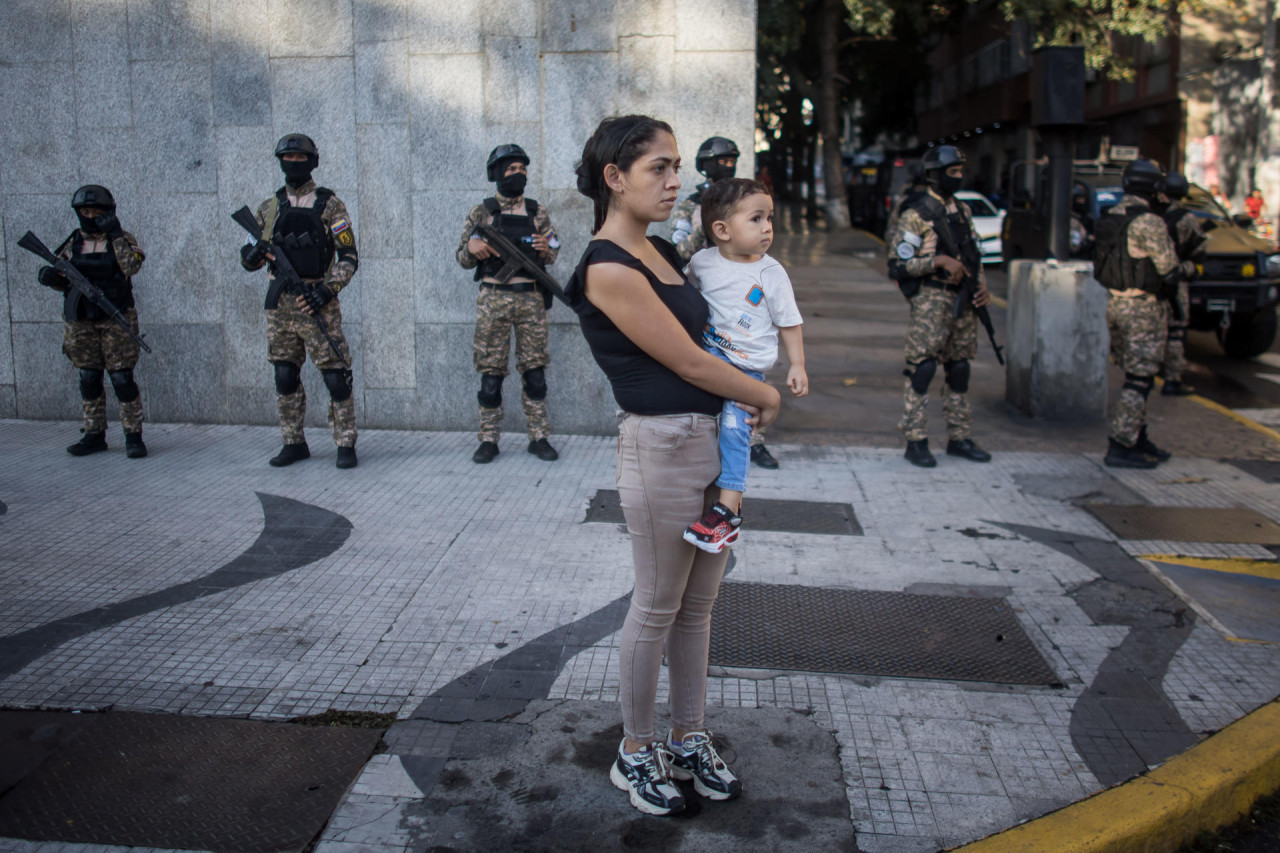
top-left (704, 159), bottom-right (736, 184)
top-left (497, 171), bottom-right (528, 198)
top-left (937, 172), bottom-right (964, 198)
top-left (75, 211), bottom-right (100, 233)
top-left (281, 157), bottom-right (317, 188)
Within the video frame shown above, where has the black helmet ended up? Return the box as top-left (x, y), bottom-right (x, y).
top-left (1122, 159), bottom-right (1165, 196)
top-left (695, 137), bottom-right (740, 179)
top-left (921, 145), bottom-right (966, 174)
top-left (1163, 172), bottom-right (1188, 200)
top-left (71, 184), bottom-right (115, 211)
top-left (275, 133), bottom-right (319, 159)
top-left (487, 144), bottom-right (530, 181)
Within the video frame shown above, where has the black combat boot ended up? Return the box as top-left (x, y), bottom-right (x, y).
top-left (527, 438), bottom-right (559, 461)
top-left (473, 441), bottom-right (499, 464)
top-left (1104, 437), bottom-right (1158, 469)
top-left (946, 438), bottom-right (992, 462)
top-left (1161, 380), bottom-right (1195, 396)
top-left (750, 444), bottom-right (780, 469)
top-left (269, 442), bottom-right (310, 467)
top-left (336, 445), bottom-right (358, 469)
top-left (1135, 426), bottom-right (1170, 462)
top-left (124, 432), bottom-right (148, 459)
top-left (67, 432), bottom-right (108, 457)
top-left (904, 439), bottom-right (937, 468)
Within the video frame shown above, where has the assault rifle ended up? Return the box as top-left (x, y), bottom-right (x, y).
top-left (933, 215), bottom-right (1005, 366)
top-left (17, 231), bottom-right (152, 353)
top-left (477, 223), bottom-right (569, 308)
top-left (231, 206), bottom-right (347, 365)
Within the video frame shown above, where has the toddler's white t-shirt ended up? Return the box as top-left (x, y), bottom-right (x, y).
top-left (686, 247), bottom-right (803, 372)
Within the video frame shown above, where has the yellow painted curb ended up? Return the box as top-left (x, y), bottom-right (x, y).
top-left (1138, 554), bottom-right (1280, 581)
top-left (856, 228), bottom-right (886, 246)
top-left (949, 699), bottom-right (1280, 853)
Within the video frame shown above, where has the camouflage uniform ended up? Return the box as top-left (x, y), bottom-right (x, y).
top-left (54, 231), bottom-right (146, 435)
top-left (1102, 195), bottom-right (1181, 446)
top-left (457, 192), bottom-right (559, 443)
top-left (671, 195), bottom-right (707, 263)
top-left (248, 180), bottom-right (358, 448)
top-left (887, 191), bottom-right (985, 442)
top-left (1161, 208), bottom-right (1206, 384)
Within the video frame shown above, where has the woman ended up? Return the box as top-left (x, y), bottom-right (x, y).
top-left (566, 115), bottom-right (781, 816)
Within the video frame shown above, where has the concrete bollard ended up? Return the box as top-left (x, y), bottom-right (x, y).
top-left (1005, 259), bottom-right (1109, 421)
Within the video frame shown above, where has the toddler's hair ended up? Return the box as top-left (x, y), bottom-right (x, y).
top-left (700, 178), bottom-right (770, 245)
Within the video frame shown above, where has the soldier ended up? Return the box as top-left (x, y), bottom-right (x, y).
top-left (1093, 159), bottom-right (1190, 468)
top-left (457, 144), bottom-right (561, 464)
top-left (671, 136), bottom-right (780, 469)
top-left (240, 134), bottom-right (359, 469)
top-left (1158, 173), bottom-right (1206, 397)
top-left (886, 145), bottom-right (993, 468)
top-left (36, 185), bottom-right (148, 458)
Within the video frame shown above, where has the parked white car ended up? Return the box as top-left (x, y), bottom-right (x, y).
top-left (956, 191), bottom-right (1005, 264)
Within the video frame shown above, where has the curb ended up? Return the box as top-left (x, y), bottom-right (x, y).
top-left (949, 698), bottom-right (1280, 852)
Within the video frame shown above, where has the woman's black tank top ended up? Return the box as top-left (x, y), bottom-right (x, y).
top-left (565, 237), bottom-right (722, 416)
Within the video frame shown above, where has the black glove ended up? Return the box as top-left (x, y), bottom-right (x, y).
top-left (94, 212), bottom-right (123, 238)
top-left (240, 240), bottom-right (270, 268)
top-left (37, 265), bottom-right (68, 290)
top-left (302, 282), bottom-right (335, 313)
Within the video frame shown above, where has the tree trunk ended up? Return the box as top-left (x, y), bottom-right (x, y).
top-left (1258, 0), bottom-right (1280, 229)
top-left (818, 0), bottom-right (851, 230)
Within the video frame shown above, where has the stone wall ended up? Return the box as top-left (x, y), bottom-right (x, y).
top-left (0, 0), bottom-right (756, 435)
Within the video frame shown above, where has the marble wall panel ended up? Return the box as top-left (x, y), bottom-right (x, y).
top-left (0, 269), bottom-right (12, 387)
top-left (74, 132), bottom-right (139, 206)
top-left (537, 189), bottom-right (595, 306)
top-left (129, 194), bottom-right (221, 325)
top-left (1, 0), bottom-right (71, 62)
top-left (72, 0), bottom-right (128, 60)
top-left (409, 54), bottom-right (488, 192)
top-left (484, 36), bottom-right (540, 125)
top-left (356, 124), bottom-right (413, 259)
top-left (541, 53), bottom-right (619, 192)
top-left (131, 61), bottom-right (218, 194)
top-left (220, 254), bottom-right (270, 389)
top-left (619, 0), bottom-right (676, 36)
top-left (270, 58), bottom-right (360, 192)
top-left (10, 323), bottom-right (79, 420)
top-left (362, 388), bottom-right (420, 429)
top-left (127, 0), bottom-right (211, 61)
top-left (412, 191), bottom-right (488, 326)
top-left (5, 194), bottom-right (82, 324)
top-left (483, 0), bottom-right (538, 37)
top-left (618, 36), bottom-right (676, 121)
top-left (671, 50), bottom-right (756, 179)
top-left (211, 0), bottom-right (273, 128)
top-left (355, 0), bottom-right (407, 44)
top-left (0, 386), bottom-right (16, 419)
top-left (269, 0), bottom-right (354, 58)
top-left (356, 40), bottom-right (410, 124)
top-left (0, 65), bottom-right (78, 196)
top-left (227, 384), bottom-right (279, 426)
top-left (415, 322), bottom-right (480, 431)
top-left (674, 0), bottom-right (755, 52)
top-left (546, 323), bottom-right (614, 435)
top-left (139, 323), bottom-right (227, 423)
top-left (360, 257), bottom-right (416, 389)
top-left (407, 1), bottom-right (483, 54)
top-left (215, 125), bottom-right (281, 260)
top-left (542, 0), bottom-right (617, 53)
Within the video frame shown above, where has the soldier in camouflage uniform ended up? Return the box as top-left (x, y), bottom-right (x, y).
top-left (37, 185), bottom-right (148, 458)
top-left (241, 134), bottom-right (359, 469)
top-left (457, 144), bottom-right (561, 464)
top-left (885, 146), bottom-right (993, 468)
top-left (1158, 173), bottom-right (1207, 397)
top-left (1093, 159), bottom-right (1191, 468)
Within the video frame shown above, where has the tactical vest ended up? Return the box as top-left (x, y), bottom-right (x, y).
top-left (475, 197), bottom-right (545, 282)
top-left (1094, 208), bottom-right (1164, 295)
top-left (64, 232), bottom-right (131, 322)
top-left (268, 186), bottom-right (335, 283)
top-left (1162, 207), bottom-right (1207, 260)
top-left (888, 194), bottom-right (981, 303)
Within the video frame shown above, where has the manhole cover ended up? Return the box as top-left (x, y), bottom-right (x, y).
top-left (1086, 505), bottom-right (1280, 543)
top-left (709, 583), bottom-right (1060, 685)
top-left (0, 711), bottom-right (381, 851)
top-left (584, 490), bottom-right (861, 535)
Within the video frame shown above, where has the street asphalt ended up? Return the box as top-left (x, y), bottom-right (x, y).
top-left (0, 224), bottom-right (1278, 853)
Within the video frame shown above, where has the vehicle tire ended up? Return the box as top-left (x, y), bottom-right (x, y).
top-left (1217, 308), bottom-right (1279, 359)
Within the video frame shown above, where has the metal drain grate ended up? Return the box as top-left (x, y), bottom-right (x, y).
top-left (584, 489), bottom-right (861, 535)
top-left (709, 583), bottom-right (1060, 685)
top-left (1086, 505), bottom-right (1280, 544)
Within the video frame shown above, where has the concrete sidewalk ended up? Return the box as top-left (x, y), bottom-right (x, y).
top-left (1, 229), bottom-right (1278, 852)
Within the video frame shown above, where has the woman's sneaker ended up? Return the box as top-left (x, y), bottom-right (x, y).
top-left (610, 740), bottom-right (686, 816)
top-left (682, 502), bottom-right (741, 553)
top-left (667, 730), bottom-right (742, 800)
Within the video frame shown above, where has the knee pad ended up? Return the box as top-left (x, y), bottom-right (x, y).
top-left (478, 373), bottom-right (504, 409)
top-left (322, 368), bottom-right (353, 403)
top-left (522, 367), bottom-right (547, 401)
top-left (78, 368), bottom-right (105, 401)
top-left (904, 357), bottom-right (937, 395)
top-left (107, 368), bottom-right (140, 403)
top-left (1123, 372), bottom-right (1154, 399)
top-left (943, 359), bottom-right (971, 394)
top-left (273, 361), bottom-right (301, 396)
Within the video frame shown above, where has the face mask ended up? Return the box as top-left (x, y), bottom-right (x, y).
top-left (937, 174), bottom-right (963, 197)
top-left (76, 212), bottom-right (99, 233)
top-left (281, 159), bottom-right (314, 187)
top-left (705, 162), bottom-right (736, 183)
top-left (497, 172), bottom-right (528, 198)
